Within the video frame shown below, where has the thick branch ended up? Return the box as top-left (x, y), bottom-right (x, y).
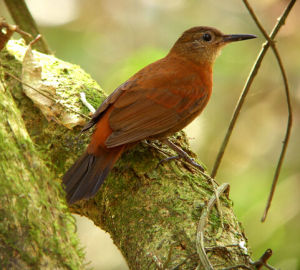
top-left (0, 70), bottom-right (84, 269)
top-left (1, 40), bottom-right (254, 269)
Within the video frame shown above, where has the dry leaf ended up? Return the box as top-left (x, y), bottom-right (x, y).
top-left (21, 42), bottom-right (85, 129)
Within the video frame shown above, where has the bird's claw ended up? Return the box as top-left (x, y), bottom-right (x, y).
top-left (157, 155), bottom-right (180, 167)
top-left (161, 139), bottom-right (205, 172)
top-left (185, 157), bottom-right (205, 172)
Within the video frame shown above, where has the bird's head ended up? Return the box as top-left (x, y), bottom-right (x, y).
top-left (170, 26), bottom-right (256, 64)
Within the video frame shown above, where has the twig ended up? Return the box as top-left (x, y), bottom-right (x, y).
top-left (28, 34), bottom-right (41, 46)
top-left (221, 265), bottom-right (252, 270)
top-left (0, 20), bottom-right (32, 38)
top-left (196, 183), bottom-right (229, 270)
top-left (250, 249), bottom-right (275, 270)
top-left (211, 0), bottom-right (296, 178)
top-left (4, 0), bottom-right (51, 53)
top-left (3, 69), bottom-right (56, 101)
top-left (0, 20), bottom-right (32, 51)
top-left (241, 0), bottom-right (294, 222)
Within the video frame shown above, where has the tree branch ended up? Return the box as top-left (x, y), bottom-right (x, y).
top-left (0, 60), bottom-right (85, 269)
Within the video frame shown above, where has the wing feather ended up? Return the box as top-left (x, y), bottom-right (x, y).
top-left (106, 88), bottom-right (207, 147)
top-left (84, 56), bottom-right (211, 146)
top-left (82, 80), bottom-right (136, 131)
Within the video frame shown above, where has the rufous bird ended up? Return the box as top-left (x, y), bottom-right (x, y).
top-left (63, 26), bottom-right (256, 204)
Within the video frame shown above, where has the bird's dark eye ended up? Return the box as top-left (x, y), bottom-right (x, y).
top-left (202, 33), bottom-right (212, 42)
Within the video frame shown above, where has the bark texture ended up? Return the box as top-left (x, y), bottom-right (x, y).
top-left (0, 58), bottom-right (85, 268)
top-left (1, 40), bottom-right (254, 269)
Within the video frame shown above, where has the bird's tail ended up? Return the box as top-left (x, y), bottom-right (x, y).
top-left (63, 146), bottom-right (124, 204)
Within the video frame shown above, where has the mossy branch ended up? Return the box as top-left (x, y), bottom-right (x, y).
top-left (0, 60), bottom-right (85, 269)
top-left (1, 40), bottom-right (255, 269)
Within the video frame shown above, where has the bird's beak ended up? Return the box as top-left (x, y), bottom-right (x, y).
top-left (222, 34), bottom-right (257, 43)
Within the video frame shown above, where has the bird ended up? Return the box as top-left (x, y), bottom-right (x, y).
top-left (63, 26), bottom-right (256, 204)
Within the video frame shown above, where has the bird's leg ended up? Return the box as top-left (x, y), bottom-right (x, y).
top-left (157, 155), bottom-right (180, 166)
top-left (143, 140), bottom-right (180, 168)
top-left (161, 139), bottom-right (205, 172)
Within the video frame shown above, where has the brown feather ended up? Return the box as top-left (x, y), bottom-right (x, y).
top-left (63, 148), bottom-right (124, 204)
top-left (104, 56), bottom-right (211, 147)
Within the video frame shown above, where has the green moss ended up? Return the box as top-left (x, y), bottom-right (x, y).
top-left (1, 40), bottom-right (108, 178)
top-left (0, 43), bottom-right (86, 269)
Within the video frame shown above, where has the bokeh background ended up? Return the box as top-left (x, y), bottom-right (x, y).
top-left (1, 0), bottom-right (300, 269)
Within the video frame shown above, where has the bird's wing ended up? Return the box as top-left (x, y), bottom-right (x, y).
top-left (105, 73), bottom-right (208, 147)
top-left (82, 80), bottom-right (135, 132)
top-left (83, 56), bottom-right (210, 147)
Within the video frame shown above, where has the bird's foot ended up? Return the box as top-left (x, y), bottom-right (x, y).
top-left (161, 139), bottom-right (205, 172)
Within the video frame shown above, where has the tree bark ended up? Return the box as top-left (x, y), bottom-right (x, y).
top-left (0, 40), bottom-right (254, 269)
top-left (0, 43), bottom-right (85, 269)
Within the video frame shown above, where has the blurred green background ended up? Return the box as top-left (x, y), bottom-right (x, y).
top-left (1, 0), bottom-right (300, 269)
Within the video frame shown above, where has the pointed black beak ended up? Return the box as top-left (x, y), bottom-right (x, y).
top-left (222, 34), bottom-right (257, 43)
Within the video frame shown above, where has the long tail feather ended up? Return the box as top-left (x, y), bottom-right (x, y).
top-left (63, 147), bottom-right (124, 204)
